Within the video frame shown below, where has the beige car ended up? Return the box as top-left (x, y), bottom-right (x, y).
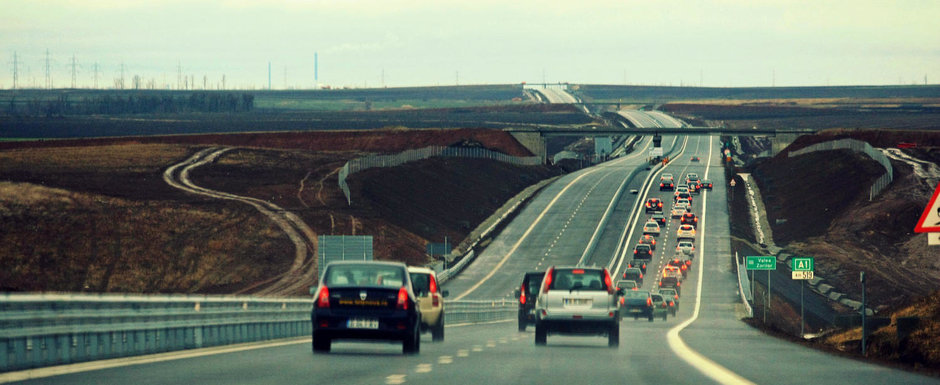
top-left (408, 267), bottom-right (448, 342)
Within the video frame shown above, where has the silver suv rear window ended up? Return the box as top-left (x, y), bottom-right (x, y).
top-left (549, 269), bottom-right (607, 291)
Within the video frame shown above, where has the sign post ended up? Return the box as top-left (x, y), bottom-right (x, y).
top-left (745, 256), bottom-right (776, 323)
top-left (791, 257), bottom-right (815, 337)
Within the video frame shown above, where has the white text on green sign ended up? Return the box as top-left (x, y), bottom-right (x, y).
top-left (746, 256), bottom-right (776, 270)
top-left (792, 257), bottom-right (814, 272)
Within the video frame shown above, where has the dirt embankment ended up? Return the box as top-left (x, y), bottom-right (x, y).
top-left (735, 128), bottom-right (940, 370)
top-left (0, 128), bottom-right (557, 295)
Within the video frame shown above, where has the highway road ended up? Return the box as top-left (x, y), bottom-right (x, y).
top-left (10, 134), bottom-right (938, 385)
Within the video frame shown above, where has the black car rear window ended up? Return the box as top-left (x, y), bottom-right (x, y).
top-left (324, 264), bottom-right (405, 288)
top-left (549, 269), bottom-right (606, 291)
top-left (624, 291), bottom-right (649, 299)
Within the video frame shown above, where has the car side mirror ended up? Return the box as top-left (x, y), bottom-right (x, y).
top-left (441, 290), bottom-right (450, 298)
top-left (514, 289), bottom-right (521, 298)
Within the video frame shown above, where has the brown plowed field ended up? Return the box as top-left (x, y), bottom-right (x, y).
top-left (0, 128), bottom-right (557, 295)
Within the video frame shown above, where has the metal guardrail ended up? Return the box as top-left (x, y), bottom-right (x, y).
top-left (788, 139), bottom-right (893, 200)
top-left (735, 252), bottom-right (754, 318)
top-left (339, 146), bottom-right (542, 205)
top-left (0, 293), bottom-right (514, 373)
top-left (0, 293), bottom-right (311, 373)
top-left (444, 300), bottom-right (516, 325)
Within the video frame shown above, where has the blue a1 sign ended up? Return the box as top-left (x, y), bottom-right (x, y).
top-left (914, 182), bottom-right (940, 246)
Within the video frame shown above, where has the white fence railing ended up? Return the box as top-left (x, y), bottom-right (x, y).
top-left (788, 139), bottom-right (893, 200)
top-left (339, 146), bottom-right (542, 205)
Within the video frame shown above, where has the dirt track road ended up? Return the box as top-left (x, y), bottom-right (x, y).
top-left (163, 147), bottom-right (318, 296)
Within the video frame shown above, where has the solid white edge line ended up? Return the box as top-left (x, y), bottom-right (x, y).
top-left (666, 135), bottom-right (755, 385)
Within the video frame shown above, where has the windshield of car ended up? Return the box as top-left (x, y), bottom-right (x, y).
top-left (548, 269), bottom-right (607, 291)
top-left (325, 264), bottom-right (405, 288)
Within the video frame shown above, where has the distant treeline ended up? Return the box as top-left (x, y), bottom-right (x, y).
top-left (3, 92), bottom-right (254, 116)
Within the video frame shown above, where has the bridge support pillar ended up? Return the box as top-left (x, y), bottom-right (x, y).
top-left (509, 132), bottom-right (546, 164)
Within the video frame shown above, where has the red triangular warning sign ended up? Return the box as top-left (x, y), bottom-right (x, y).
top-left (915, 182), bottom-right (940, 232)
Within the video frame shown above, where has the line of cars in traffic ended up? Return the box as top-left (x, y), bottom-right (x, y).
top-left (620, 170), bottom-right (710, 323)
top-left (309, 166), bottom-right (711, 352)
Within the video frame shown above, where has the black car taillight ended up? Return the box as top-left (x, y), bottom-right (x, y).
top-left (396, 287), bottom-right (409, 310)
top-left (316, 286), bottom-right (330, 309)
top-left (519, 283), bottom-right (527, 305)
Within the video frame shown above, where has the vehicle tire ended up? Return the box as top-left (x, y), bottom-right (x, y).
top-left (534, 323), bottom-right (547, 346)
top-left (432, 319), bottom-right (445, 342)
top-left (608, 324), bottom-right (619, 347)
top-left (518, 314), bottom-right (527, 332)
top-left (403, 325), bottom-right (420, 354)
top-left (662, 312), bottom-right (668, 321)
top-left (633, 315), bottom-right (639, 320)
top-left (648, 312), bottom-right (654, 322)
top-left (312, 331), bottom-right (331, 353)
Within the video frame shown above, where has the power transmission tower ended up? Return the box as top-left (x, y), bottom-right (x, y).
top-left (177, 61), bottom-right (182, 90)
top-left (11, 51), bottom-right (19, 90)
top-left (44, 49), bottom-right (51, 89)
top-left (71, 54), bottom-right (77, 88)
top-left (93, 62), bottom-right (99, 89)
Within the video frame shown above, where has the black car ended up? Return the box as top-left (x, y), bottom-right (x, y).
top-left (645, 198), bottom-right (663, 213)
top-left (659, 177), bottom-right (675, 191)
top-left (621, 267), bottom-right (644, 287)
top-left (700, 180), bottom-right (714, 190)
top-left (621, 290), bottom-right (654, 321)
top-left (633, 244), bottom-right (653, 260)
top-left (514, 271), bottom-right (545, 331)
top-left (659, 276), bottom-right (681, 296)
top-left (311, 261), bottom-right (422, 354)
top-left (651, 212), bottom-right (667, 227)
top-left (680, 212), bottom-right (698, 228)
top-left (628, 258), bottom-right (648, 274)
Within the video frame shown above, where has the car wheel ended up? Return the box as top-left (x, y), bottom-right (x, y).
top-left (403, 324), bottom-right (420, 354)
top-left (534, 323), bottom-right (547, 346)
top-left (608, 323), bottom-right (619, 347)
top-left (518, 314), bottom-right (527, 332)
top-left (312, 331), bottom-right (330, 353)
top-left (662, 312), bottom-right (668, 321)
top-left (648, 312), bottom-right (654, 322)
top-left (633, 315), bottom-right (639, 320)
top-left (432, 319), bottom-right (445, 342)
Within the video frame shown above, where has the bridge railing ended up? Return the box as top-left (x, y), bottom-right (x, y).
top-left (0, 293), bottom-right (515, 373)
top-left (788, 139), bottom-right (893, 200)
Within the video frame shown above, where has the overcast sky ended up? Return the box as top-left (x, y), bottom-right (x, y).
top-left (2, 0), bottom-right (938, 90)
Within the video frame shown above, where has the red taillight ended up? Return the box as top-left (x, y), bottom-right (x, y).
top-left (639, 272), bottom-right (643, 279)
top-left (634, 250), bottom-right (637, 254)
top-left (620, 298), bottom-right (625, 305)
top-left (397, 286), bottom-right (409, 310)
top-left (432, 294), bottom-right (440, 307)
top-left (646, 297), bottom-right (652, 307)
top-left (674, 294), bottom-right (679, 300)
top-left (572, 269), bottom-right (585, 274)
top-left (316, 286), bottom-right (330, 308)
top-left (543, 267), bottom-right (554, 294)
top-left (603, 269), bottom-right (613, 294)
top-left (429, 274), bottom-right (438, 294)
top-left (519, 284), bottom-right (527, 305)
top-left (632, 287), bottom-right (638, 291)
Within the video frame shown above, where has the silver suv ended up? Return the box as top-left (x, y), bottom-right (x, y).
top-left (534, 266), bottom-right (622, 347)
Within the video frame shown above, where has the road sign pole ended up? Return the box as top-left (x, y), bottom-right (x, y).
top-left (801, 279), bottom-right (804, 338)
top-left (765, 270), bottom-right (770, 324)
top-left (751, 270), bottom-right (755, 305)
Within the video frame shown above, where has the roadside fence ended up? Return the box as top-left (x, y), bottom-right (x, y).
top-left (788, 139), bottom-right (893, 200)
top-left (339, 146), bottom-right (542, 205)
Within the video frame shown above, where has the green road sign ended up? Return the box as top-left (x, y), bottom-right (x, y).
top-left (746, 256), bottom-right (776, 270)
top-left (792, 257), bottom-right (814, 272)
